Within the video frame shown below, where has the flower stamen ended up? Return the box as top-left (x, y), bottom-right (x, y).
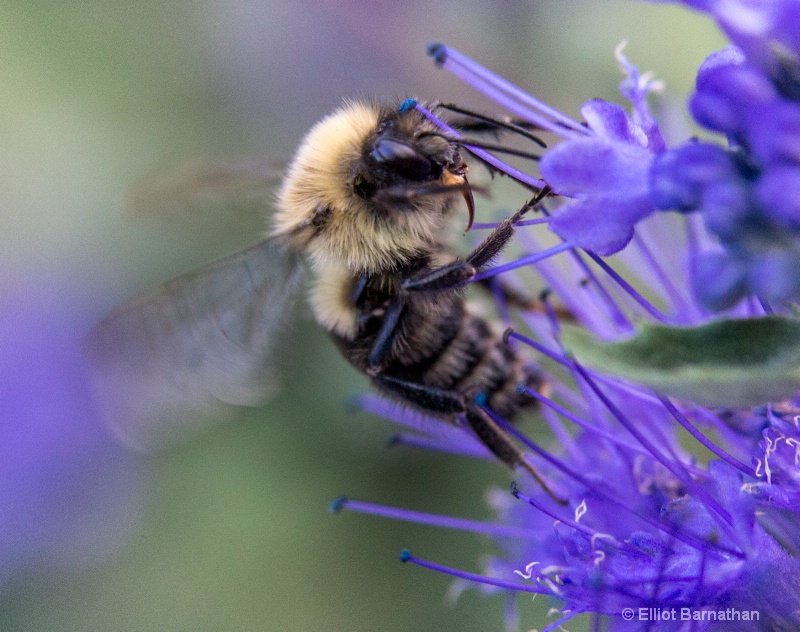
top-left (400, 550), bottom-right (546, 594)
top-left (426, 44), bottom-right (590, 139)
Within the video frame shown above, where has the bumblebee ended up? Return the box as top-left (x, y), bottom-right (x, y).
top-left (88, 99), bottom-right (559, 499)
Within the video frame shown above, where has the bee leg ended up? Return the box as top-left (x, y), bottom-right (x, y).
top-left (403, 197), bottom-right (542, 294)
top-left (374, 373), bottom-right (566, 504)
top-left (465, 204), bottom-right (531, 267)
top-left (464, 400), bottom-right (566, 505)
top-left (402, 211), bottom-right (521, 292)
top-left (462, 400), bottom-right (522, 465)
top-left (402, 261), bottom-right (477, 291)
top-left (366, 298), bottom-right (406, 374)
top-left (373, 374), bottom-right (464, 414)
top-left (376, 374), bottom-right (510, 455)
top-left (349, 275), bottom-right (370, 305)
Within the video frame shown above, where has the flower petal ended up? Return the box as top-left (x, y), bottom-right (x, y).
top-left (693, 251), bottom-right (749, 310)
top-left (540, 138), bottom-right (652, 196)
top-left (754, 165), bottom-right (800, 228)
top-left (690, 61), bottom-right (777, 136)
top-left (649, 141), bottom-right (737, 211)
top-left (548, 194), bottom-right (653, 255)
top-left (747, 100), bottom-right (800, 164)
top-left (580, 99), bottom-right (647, 146)
top-left (750, 250), bottom-right (800, 302)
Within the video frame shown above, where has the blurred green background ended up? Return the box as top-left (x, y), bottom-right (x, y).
top-left (0, 2), bottom-right (725, 630)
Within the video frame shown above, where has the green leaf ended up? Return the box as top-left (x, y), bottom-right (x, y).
top-left (561, 316), bottom-right (800, 407)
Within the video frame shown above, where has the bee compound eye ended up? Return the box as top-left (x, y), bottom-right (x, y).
top-left (370, 138), bottom-right (432, 181)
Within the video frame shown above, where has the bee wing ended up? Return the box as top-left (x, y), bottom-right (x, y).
top-left (86, 237), bottom-right (303, 452)
top-left (123, 156), bottom-right (284, 229)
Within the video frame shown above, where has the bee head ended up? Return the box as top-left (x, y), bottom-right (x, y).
top-left (274, 100), bottom-right (469, 274)
top-left (351, 101), bottom-right (465, 200)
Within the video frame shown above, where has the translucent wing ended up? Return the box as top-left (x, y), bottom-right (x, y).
top-left (123, 156), bottom-right (284, 231)
top-left (86, 237), bottom-right (303, 452)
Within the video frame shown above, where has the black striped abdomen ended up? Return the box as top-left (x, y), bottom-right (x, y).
top-left (381, 297), bottom-right (541, 419)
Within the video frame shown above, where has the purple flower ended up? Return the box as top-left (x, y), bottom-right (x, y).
top-left (645, 1), bottom-right (800, 308)
top-left (539, 47), bottom-right (666, 256)
top-left (427, 42), bottom-right (664, 257)
top-left (0, 276), bottom-right (145, 584)
top-left (655, 0), bottom-right (800, 97)
top-left (332, 15), bottom-right (800, 632)
top-left (540, 100), bottom-right (659, 256)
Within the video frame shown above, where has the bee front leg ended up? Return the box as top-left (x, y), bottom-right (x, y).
top-left (402, 202), bottom-right (531, 293)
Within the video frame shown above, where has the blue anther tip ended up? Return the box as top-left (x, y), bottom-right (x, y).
top-left (474, 392), bottom-right (488, 406)
top-left (329, 497), bottom-right (347, 514)
top-left (400, 549), bottom-right (412, 562)
top-left (516, 383), bottom-right (526, 395)
top-left (426, 42), bottom-right (447, 64)
top-left (399, 98), bottom-right (417, 113)
top-left (510, 481), bottom-right (520, 495)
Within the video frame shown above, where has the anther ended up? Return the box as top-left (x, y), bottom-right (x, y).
top-left (426, 43), bottom-right (447, 65)
top-left (399, 98), bottom-right (417, 113)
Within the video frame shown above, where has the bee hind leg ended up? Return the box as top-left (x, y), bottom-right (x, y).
top-left (374, 373), bottom-right (523, 465)
top-left (464, 401), bottom-right (566, 505)
top-left (374, 374), bottom-right (566, 505)
top-left (373, 374), bottom-right (464, 414)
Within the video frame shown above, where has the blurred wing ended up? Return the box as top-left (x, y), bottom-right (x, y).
top-left (124, 156), bottom-right (284, 228)
top-left (86, 237), bottom-right (303, 452)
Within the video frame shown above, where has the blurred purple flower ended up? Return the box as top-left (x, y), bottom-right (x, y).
top-left (0, 276), bottom-right (144, 584)
top-left (332, 13), bottom-right (800, 632)
top-left (645, 0), bottom-right (800, 308)
top-left (651, 0), bottom-right (800, 95)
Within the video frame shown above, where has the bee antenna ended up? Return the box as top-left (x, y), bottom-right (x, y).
top-left (434, 102), bottom-right (547, 148)
top-left (418, 131), bottom-right (542, 162)
top-left (379, 181), bottom-right (487, 202)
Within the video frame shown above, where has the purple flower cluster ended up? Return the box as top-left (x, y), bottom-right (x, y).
top-left (333, 2), bottom-right (800, 631)
top-left (649, 2), bottom-right (800, 309)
